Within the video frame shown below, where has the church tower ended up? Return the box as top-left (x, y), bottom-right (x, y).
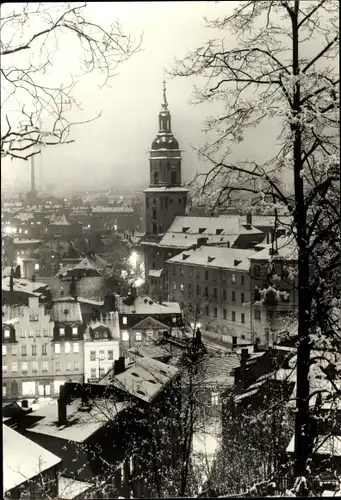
top-left (142, 82), bottom-right (188, 296)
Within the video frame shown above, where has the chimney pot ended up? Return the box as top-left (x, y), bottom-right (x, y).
top-left (21, 400), bottom-right (29, 409)
top-left (241, 348), bottom-right (249, 361)
top-left (246, 212), bottom-right (252, 226)
top-left (114, 359), bottom-right (120, 376)
top-left (58, 397), bottom-right (67, 426)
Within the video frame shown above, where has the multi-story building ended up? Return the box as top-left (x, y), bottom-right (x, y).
top-left (84, 312), bottom-right (120, 382)
top-left (166, 246), bottom-right (256, 346)
top-left (166, 236), bottom-right (298, 347)
top-left (116, 291), bottom-right (182, 352)
top-left (2, 233), bottom-right (15, 267)
top-left (2, 296), bottom-right (56, 400)
top-left (141, 82), bottom-right (189, 297)
top-left (50, 299), bottom-right (85, 389)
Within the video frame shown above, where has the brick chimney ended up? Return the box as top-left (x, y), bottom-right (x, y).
top-left (21, 400), bottom-right (29, 409)
top-left (58, 384), bottom-right (67, 426)
top-left (246, 212), bottom-right (252, 227)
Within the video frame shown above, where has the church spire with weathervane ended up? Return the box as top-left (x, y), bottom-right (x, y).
top-left (158, 80), bottom-right (172, 133)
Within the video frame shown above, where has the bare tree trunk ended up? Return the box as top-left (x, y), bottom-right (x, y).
top-left (291, 1), bottom-right (312, 481)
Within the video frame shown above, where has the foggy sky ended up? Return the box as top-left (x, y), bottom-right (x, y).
top-left (1, 2), bottom-right (283, 193)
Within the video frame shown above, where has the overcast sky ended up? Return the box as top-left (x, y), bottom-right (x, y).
top-left (2, 1), bottom-right (284, 192)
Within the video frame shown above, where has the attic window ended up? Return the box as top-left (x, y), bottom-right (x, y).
top-left (149, 379), bottom-right (157, 384)
top-left (208, 257), bottom-right (215, 263)
top-left (216, 229), bottom-right (223, 235)
top-left (159, 369), bottom-right (167, 375)
top-left (234, 260), bottom-right (241, 266)
top-left (182, 254), bottom-right (189, 260)
top-left (198, 228), bottom-right (206, 234)
top-left (182, 227), bottom-right (189, 233)
top-left (144, 299), bottom-right (148, 303)
top-left (137, 390), bottom-right (145, 395)
top-left (63, 309), bottom-right (69, 315)
top-left (132, 372), bottom-right (140, 377)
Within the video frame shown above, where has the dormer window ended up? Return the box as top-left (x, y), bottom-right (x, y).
top-left (199, 228), bottom-right (206, 234)
top-left (72, 326), bottom-right (78, 335)
top-left (216, 229), bottom-right (223, 235)
top-left (123, 317), bottom-right (127, 325)
top-left (4, 328), bottom-right (10, 338)
top-left (59, 327), bottom-right (65, 336)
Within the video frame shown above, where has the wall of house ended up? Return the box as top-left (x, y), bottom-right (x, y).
top-left (2, 297), bottom-right (56, 400)
top-left (166, 262), bottom-right (254, 346)
top-left (84, 340), bottom-right (120, 382)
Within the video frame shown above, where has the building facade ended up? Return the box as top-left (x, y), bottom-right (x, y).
top-left (2, 296), bottom-right (56, 400)
top-left (84, 313), bottom-right (121, 382)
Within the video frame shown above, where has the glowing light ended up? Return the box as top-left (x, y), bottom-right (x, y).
top-left (16, 256), bottom-right (23, 266)
top-left (129, 251), bottom-right (138, 268)
top-left (114, 225), bottom-right (117, 231)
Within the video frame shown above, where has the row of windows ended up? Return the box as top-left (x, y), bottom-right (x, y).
top-left (146, 197), bottom-right (178, 209)
top-left (174, 283), bottom-right (247, 303)
top-left (202, 307), bottom-right (247, 323)
top-left (90, 349), bottom-right (115, 361)
top-left (2, 342), bottom-right (80, 356)
top-left (3, 328), bottom-right (50, 339)
top-left (173, 267), bottom-right (245, 285)
top-left (2, 360), bottom-right (80, 373)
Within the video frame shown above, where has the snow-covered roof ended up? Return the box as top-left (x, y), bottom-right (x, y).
top-left (99, 355), bottom-right (179, 403)
top-left (166, 215), bottom-right (242, 235)
top-left (78, 297), bottom-right (104, 306)
top-left (167, 246), bottom-right (256, 271)
top-left (27, 398), bottom-right (127, 442)
top-left (158, 232), bottom-right (201, 249)
top-left (91, 206), bottom-right (134, 213)
top-left (3, 424), bottom-right (61, 494)
top-left (131, 315), bottom-right (169, 330)
top-left (144, 187), bottom-right (189, 193)
top-left (51, 301), bottom-right (82, 323)
top-left (50, 214), bottom-right (70, 225)
top-left (118, 296), bottom-right (181, 315)
top-left (12, 212), bottom-right (34, 221)
top-left (148, 268), bottom-right (163, 278)
top-left (250, 236), bottom-right (297, 261)
top-left (127, 344), bottom-right (172, 360)
top-left (240, 215), bottom-right (292, 228)
top-left (13, 238), bottom-right (42, 245)
top-left (2, 277), bottom-right (49, 295)
top-left (58, 476), bottom-right (94, 499)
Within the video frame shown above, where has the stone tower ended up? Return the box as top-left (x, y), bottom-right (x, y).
top-left (142, 82), bottom-right (188, 297)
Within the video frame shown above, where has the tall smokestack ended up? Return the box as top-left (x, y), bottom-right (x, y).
top-left (31, 155), bottom-right (36, 193)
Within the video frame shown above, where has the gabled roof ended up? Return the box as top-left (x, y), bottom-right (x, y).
top-left (4, 424), bottom-right (61, 493)
top-left (131, 316), bottom-right (169, 331)
top-left (2, 277), bottom-right (49, 295)
top-left (50, 214), bottom-right (70, 225)
top-left (167, 246), bottom-right (256, 271)
top-left (99, 355), bottom-right (179, 403)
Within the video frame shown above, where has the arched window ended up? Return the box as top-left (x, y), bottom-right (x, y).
top-left (154, 171), bottom-right (159, 184)
top-left (171, 171), bottom-right (176, 184)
